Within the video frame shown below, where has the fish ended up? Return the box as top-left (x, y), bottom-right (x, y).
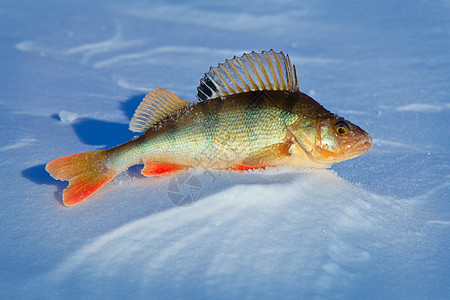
top-left (46, 50), bottom-right (372, 206)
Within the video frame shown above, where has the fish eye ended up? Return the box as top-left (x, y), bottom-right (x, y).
top-left (335, 121), bottom-right (349, 135)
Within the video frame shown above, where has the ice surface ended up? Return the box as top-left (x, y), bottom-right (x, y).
top-left (1, 0), bottom-right (449, 299)
top-left (396, 103), bottom-right (448, 113)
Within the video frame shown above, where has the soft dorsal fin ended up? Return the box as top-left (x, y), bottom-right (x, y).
top-left (196, 50), bottom-right (299, 101)
top-left (129, 88), bottom-right (191, 133)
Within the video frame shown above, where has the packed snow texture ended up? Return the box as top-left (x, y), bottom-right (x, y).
top-left (1, 0), bottom-right (449, 299)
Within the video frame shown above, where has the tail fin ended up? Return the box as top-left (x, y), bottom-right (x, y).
top-left (45, 150), bottom-right (118, 206)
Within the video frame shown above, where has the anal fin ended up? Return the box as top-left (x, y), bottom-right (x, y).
top-left (141, 161), bottom-right (185, 176)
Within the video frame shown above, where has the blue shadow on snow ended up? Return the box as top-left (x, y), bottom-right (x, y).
top-left (22, 94), bottom-right (146, 205)
top-left (72, 93), bottom-right (146, 148)
top-left (21, 164), bottom-right (67, 205)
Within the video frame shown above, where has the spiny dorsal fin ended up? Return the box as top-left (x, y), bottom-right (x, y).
top-left (129, 88), bottom-right (191, 133)
top-left (196, 50), bottom-right (299, 101)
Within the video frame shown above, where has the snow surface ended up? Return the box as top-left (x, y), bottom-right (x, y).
top-left (1, 0), bottom-right (449, 299)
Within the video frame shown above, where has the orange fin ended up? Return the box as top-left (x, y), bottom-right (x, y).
top-left (45, 150), bottom-right (118, 206)
top-left (141, 161), bottom-right (185, 176)
top-left (243, 142), bottom-right (291, 165)
top-left (229, 142), bottom-right (292, 172)
top-left (229, 165), bottom-right (267, 172)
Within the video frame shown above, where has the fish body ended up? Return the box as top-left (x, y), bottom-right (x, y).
top-left (46, 50), bottom-right (372, 206)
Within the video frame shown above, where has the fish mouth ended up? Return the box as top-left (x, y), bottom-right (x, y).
top-left (342, 134), bottom-right (372, 158)
top-left (309, 133), bottom-right (372, 163)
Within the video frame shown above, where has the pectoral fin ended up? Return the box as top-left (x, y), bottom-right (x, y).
top-left (230, 141), bottom-right (292, 171)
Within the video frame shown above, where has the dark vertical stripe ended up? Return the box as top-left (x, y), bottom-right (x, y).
top-left (198, 98), bottom-right (223, 142)
top-left (284, 91), bottom-right (299, 113)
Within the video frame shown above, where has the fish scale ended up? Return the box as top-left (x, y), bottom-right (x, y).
top-left (135, 92), bottom-right (296, 166)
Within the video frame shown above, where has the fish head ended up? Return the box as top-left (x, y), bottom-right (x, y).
top-left (311, 117), bottom-right (372, 164)
top-left (290, 115), bottom-right (372, 166)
